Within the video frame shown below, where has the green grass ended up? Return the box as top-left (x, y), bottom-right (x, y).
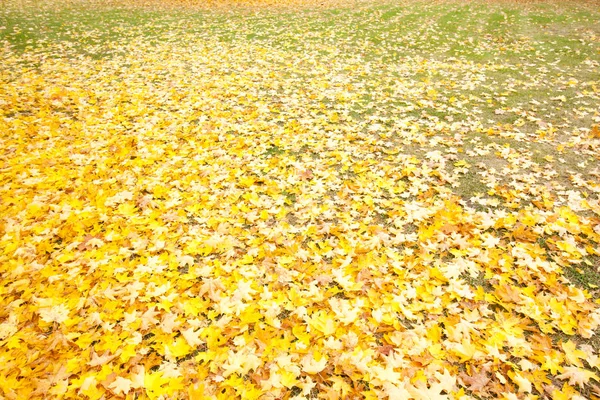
top-left (4, 0), bottom-right (597, 64)
top-left (564, 259), bottom-right (600, 293)
top-left (2, 8), bottom-right (126, 47)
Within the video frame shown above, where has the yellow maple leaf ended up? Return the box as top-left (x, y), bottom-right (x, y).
top-left (557, 366), bottom-right (599, 387)
top-left (301, 351), bottom-right (328, 374)
top-left (562, 340), bottom-right (586, 367)
top-left (144, 371), bottom-right (169, 400)
top-left (108, 376), bottom-right (132, 396)
top-left (165, 336), bottom-right (192, 359)
top-left (308, 310), bottom-right (337, 336)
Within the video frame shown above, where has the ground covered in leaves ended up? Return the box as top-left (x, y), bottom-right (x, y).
top-left (1, 0), bottom-right (600, 398)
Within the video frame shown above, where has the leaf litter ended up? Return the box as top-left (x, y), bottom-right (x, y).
top-left (1, 0), bottom-right (600, 398)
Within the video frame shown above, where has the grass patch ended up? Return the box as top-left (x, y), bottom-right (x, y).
top-left (564, 259), bottom-right (600, 292)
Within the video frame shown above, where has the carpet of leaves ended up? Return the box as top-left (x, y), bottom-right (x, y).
top-left (1, 0), bottom-right (600, 399)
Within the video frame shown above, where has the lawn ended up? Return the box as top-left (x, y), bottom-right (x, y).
top-left (1, 0), bottom-right (600, 398)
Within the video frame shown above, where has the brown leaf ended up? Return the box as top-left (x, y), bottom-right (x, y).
top-left (495, 284), bottom-right (521, 303)
top-left (511, 224), bottom-right (536, 243)
top-left (377, 345), bottom-right (394, 356)
top-left (298, 169), bottom-right (314, 180)
top-left (88, 349), bottom-right (119, 367)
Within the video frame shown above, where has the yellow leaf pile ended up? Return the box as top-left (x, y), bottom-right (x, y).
top-left (1, 0), bottom-right (600, 398)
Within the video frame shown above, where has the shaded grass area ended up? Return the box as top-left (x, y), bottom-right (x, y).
top-left (3, 1), bottom-right (599, 59)
top-left (1, 7), bottom-right (152, 52)
top-left (0, 4), bottom-right (234, 58)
